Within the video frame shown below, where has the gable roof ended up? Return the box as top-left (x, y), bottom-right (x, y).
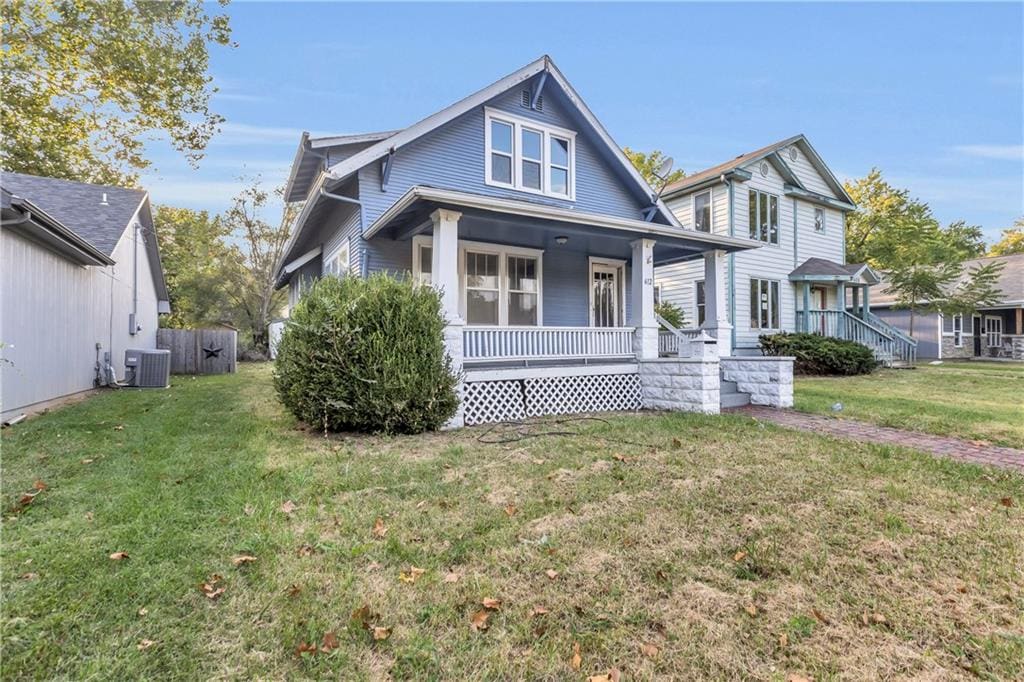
top-left (662, 134), bottom-right (855, 207)
top-left (1, 187), bottom-right (114, 266)
top-left (872, 253), bottom-right (1024, 307)
top-left (284, 130), bottom-right (398, 203)
top-left (1, 172), bottom-right (147, 255)
top-left (789, 257), bottom-right (881, 284)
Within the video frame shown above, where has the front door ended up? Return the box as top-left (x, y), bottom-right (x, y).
top-left (811, 286), bottom-right (828, 333)
top-left (972, 315), bottom-right (983, 356)
top-left (591, 264), bottom-right (619, 327)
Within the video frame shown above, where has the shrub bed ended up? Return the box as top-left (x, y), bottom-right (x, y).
top-left (759, 332), bottom-right (876, 376)
top-left (273, 274), bottom-right (459, 433)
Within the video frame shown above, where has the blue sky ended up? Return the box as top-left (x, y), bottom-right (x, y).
top-left (140, 1), bottom-right (1024, 243)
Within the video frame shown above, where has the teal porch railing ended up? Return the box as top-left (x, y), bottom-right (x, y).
top-left (795, 309), bottom-right (917, 365)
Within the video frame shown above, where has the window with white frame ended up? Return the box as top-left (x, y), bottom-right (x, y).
top-left (461, 242), bottom-right (543, 326)
top-left (412, 238), bottom-right (432, 286)
top-left (485, 108), bottom-right (575, 199)
top-left (695, 280), bottom-right (706, 326)
top-left (985, 316), bottom-right (1003, 348)
top-left (653, 284), bottom-right (662, 305)
top-left (748, 190), bottom-right (779, 244)
top-left (952, 313), bottom-right (963, 347)
top-left (814, 207), bottom-right (825, 233)
top-left (693, 190), bottom-right (713, 232)
top-left (323, 246), bottom-right (349, 277)
top-left (749, 278), bottom-right (780, 329)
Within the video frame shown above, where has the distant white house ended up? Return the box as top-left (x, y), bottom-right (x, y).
top-left (1, 172), bottom-right (170, 420)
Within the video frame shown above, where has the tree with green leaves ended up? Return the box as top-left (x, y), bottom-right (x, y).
top-left (623, 147), bottom-right (685, 190)
top-left (154, 205), bottom-right (235, 329)
top-left (885, 257), bottom-right (1004, 336)
top-left (1, 0), bottom-right (234, 185)
top-left (989, 219), bottom-right (1024, 256)
top-left (221, 179), bottom-right (294, 353)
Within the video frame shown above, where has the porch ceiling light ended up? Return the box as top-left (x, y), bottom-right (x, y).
top-left (555, 235), bottom-right (568, 245)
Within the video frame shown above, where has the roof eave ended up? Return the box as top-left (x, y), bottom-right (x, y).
top-left (662, 168), bottom-right (753, 199)
top-left (6, 198), bottom-right (115, 266)
top-left (783, 185), bottom-right (857, 212)
top-left (283, 132), bottom-right (312, 203)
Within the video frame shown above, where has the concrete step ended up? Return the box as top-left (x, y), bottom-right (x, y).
top-left (721, 391), bottom-right (750, 408)
top-left (720, 379), bottom-right (738, 394)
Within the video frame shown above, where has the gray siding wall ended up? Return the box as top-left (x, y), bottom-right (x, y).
top-left (1, 221), bottom-right (160, 418)
top-left (872, 308), bottom-right (941, 358)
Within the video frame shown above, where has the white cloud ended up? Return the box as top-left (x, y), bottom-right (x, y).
top-left (951, 144), bottom-right (1024, 161)
top-left (211, 122), bottom-right (307, 146)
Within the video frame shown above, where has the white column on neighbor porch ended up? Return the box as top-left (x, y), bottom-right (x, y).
top-left (629, 238), bottom-right (658, 359)
top-left (430, 208), bottom-right (464, 428)
top-left (702, 249), bottom-right (732, 357)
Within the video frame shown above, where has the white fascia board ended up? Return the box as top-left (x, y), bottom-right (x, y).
top-left (325, 57), bottom-right (548, 182)
top-left (282, 245), bottom-right (323, 274)
top-left (309, 130), bottom-right (399, 148)
top-left (282, 131), bottom-right (311, 203)
top-left (364, 186), bottom-right (758, 253)
top-left (794, 136), bottom-right (856, 206)
top-left (274, 171), bottom-right (333, 279)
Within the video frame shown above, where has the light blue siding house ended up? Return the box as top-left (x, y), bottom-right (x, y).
top-left (275, 56), bottom-right (788, 425)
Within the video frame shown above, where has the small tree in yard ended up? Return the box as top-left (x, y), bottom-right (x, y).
top-left (886, 260), bottom-right (1004, 336)
top-left (273, 274), bottom-right (459, 434)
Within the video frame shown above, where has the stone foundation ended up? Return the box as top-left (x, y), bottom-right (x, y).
top-left (720, 356), bottom-right (794, 408)
top-left (940, 336), bottom-right (973, 360)
top-left (638, 358), bottom-right (720, 414)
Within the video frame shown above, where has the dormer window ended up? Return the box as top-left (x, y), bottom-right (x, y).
top-left (485, 108), bottom-right (575, 199)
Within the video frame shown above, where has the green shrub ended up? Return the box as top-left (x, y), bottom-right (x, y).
top-left (273, 274), bottom-right (459, 434)
top-left (759, 332), bottom-right (876, 376)
top-left (655, 300), bottom-right (686, 329)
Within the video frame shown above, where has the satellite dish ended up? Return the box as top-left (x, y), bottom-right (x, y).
top-left (655, 156), bottom-right (675, 179)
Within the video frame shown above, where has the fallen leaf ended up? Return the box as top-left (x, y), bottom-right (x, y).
top-left (442, 571), bottom-right (461, 583)
top-left (296, 544), bottom-right (314, 557)
top-left (137, 639), bottom-right (156, 651)
top-left (671, 437), bottom-right (682, 448)
top-left (779, 633), bottom-right (789, 647)
top-left (372, 626), bottom-right (391, 641)
top-left (20, 572), bottom-right (38, 580)
top-left (787, 675), bottom-right (812, 682)
top-left (232, 555), bottom-right (257, 567)
top-left (399, 566), bottom-right (426, 583)
top-left (321, 631), bottom-right (339, 652)
top-left (295, 641), bottom-right (317, 656)
top-left (81, 458), bottom-right (94, 464)
top-left (532, 458), bottom-right (545, 465)
top-left (351, 604), bottom-right (373, 625)
top-left (956, 583), bottom-right (968, 593)
top-left (733, 550), bottom-right (748, 562)
top-left (481, 597), bottom-right (502, 610)
top-left (503, 504), bottom-right (518, 517)
top-left (545, 569), bottom-right (559, 580)
top-left (871, 613), bottom-right (888, 624)
top-left (32, 480), bottom-right (47, 491)
top-left (138, 607), bottom-right (148, 617)
top-left (531, 605), bottom-right (549, 617)
top-left (114, 424), bottom-right (124, 431)
top-left (199, 574), bottom-right (225, 600)
top-left (588, 670), bottom-right (621, 682)
top-left (570, 641), bottom-right (582, 670)
top-left (1000, 497), bottom-right (1014, 508)
top-left (744, 604), bottom-right (758, 617)
top-left (612, 453), bottom-right (632, 463)
top-left (109, 551), bottom-right (129, 561)
top-left (812, 608), bottom-right (831, 625)
top-left (470, 609), bottom-right (491, 631)
top-left (243, 504), bottom-right (255, 516)
top-left (640, 641), bottom-right (659, 657)
top-left (372, 517), bottom-right (388, 538)
top-left (18, 492), bottom-right (38, 507)
top-left (85, 511), bottom-right (94, 521)
top-left (286, 584), bottom-right (302, 598)
top-left (280, 500), bottom-right (297, 515)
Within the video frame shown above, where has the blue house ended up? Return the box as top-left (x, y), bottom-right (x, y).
top-left (275, 56), bottom-right (787, 426)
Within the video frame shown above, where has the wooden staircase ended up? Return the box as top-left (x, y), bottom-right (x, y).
top-left (796, 310), bottom-right (917, 366)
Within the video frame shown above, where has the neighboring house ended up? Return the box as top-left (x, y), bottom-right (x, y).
top-left (654, 135), bottom-right (917, 365)
top-left (274, 56), bottom-right (793, 425)
top-left (1, 172), bottom-right (170, 420)
top-left (871, 253), bottom-right (1024, 361)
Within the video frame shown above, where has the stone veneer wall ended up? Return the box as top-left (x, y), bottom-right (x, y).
top-left (720, 357), bottom-right (794, 408)
top-left (638, 358), bottom-right (720, 414)
top-left (940, 336), bottom-right (973, 360)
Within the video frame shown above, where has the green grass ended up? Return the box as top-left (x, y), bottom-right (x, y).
top-left (795, 362), bottom-right (1024, 448)
top-left (3, 364), bottom-right (1023, 680)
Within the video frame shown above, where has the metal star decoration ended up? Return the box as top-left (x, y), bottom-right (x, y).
top-left (202, 345), bottom-right (223, 359)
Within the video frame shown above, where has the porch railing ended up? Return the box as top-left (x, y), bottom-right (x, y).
top-left (462, 326), bottom-right (635, 362)
top-left (656, 312), bottom-right (703, 357)
top-left (795, 310), bottom-right (917, 365)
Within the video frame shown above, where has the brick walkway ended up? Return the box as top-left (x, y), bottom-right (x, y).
top-left (729, 405), bottom-right (1024, 473)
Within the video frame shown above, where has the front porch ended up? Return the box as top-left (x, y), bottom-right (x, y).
top-left (363, 186), bottom-right (767, 425)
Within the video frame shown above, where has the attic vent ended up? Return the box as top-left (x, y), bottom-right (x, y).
top-left (759, 161), bottom-right (770, 177)
top-left (521, 89), bottom-right (543, 111)
top-left (788, 146), bottom-right (798, 161)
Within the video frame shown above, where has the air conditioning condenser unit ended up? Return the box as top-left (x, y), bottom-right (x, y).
top-left (124, 349), bottom-right (170, 388)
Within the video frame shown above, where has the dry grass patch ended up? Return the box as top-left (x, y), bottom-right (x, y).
top-left (2, 364), bottom-right (1022, 680)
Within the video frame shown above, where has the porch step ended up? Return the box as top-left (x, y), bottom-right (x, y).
top-left (721, 391), bottom-right (751, 408)
top-left (721, 380), bottom-right (738, 393)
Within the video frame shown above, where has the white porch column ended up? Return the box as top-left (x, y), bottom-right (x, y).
top-left (430, 208), bottom-right (464, 429)
top-left (629, 239), bottom-right (658, 360)
top-left (702, 249), bottom-right (733, 357)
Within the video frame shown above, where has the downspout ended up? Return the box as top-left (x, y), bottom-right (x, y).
top-left (130, 222), bottom-right (139, 335)
top-left (792, 197), bottom-right (799, 332)
top-left (318, 187), bottom-right (365, 277)
top-left (722, 174), bottom-right (737, 351)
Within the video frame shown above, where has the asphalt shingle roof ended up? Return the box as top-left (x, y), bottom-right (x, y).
top-left (873, 253), bottom-right (1024, 306)
top-left (0, 172), bottom-right (146, 255)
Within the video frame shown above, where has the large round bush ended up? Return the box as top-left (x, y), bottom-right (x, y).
top-left (273, 274), bottom-right (459, 433)
top-left (759, 332), bottom-right (876, 375)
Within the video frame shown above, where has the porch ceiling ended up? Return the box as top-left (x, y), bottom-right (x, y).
top-left (365, 186), bottom-right (759, 265)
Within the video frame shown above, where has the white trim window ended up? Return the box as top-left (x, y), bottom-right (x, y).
top-left (459, 240), bottom-right (544, 326)
top-left (749, 278), bottom-right (780, 329)
top-left (411, 236), bottom-right (432, 286)
top-left (952, 313), bottom-right (963, 347)
top-left (814, 207), bottom-right (825, 233)
top-left (695, 280), bottom-right (706, 326)
top-left (589, 257), bottom-right (625, 328)
top-left (693, 189), bottom-right (713, 233)
top-left (323, 245), bottom-right (350, 277)
top-left (985, 315), bottom-right (1003, 348)
top-left (484, 108), bottom-right (576, 199)
top-left (748, 189), bottom-right (779, 245)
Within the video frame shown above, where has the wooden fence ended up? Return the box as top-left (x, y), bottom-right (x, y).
top-left (156, 328), bottom-right (237, 375)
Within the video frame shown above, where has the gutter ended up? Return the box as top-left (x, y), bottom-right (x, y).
top-left (724, 174), bottom-right (737, 350)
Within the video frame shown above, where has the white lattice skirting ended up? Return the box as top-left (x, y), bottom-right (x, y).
top-left (463, 373), bottom-right (643, 425)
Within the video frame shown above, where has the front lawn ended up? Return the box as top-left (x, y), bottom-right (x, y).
top-left (795, 362), bottom-right (1024, 448)
top-left (2, 364), bottom-right (1022, 680)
